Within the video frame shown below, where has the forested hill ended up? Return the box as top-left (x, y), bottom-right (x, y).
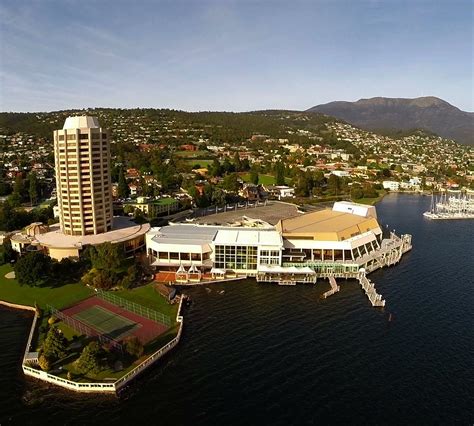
top-left (307, 96), bottom-right (474, 145)
top-left (0, 108), bottom-right (356, 152)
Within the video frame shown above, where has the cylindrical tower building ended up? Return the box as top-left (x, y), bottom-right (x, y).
top-left (54, 116), bottom-right (113, 236)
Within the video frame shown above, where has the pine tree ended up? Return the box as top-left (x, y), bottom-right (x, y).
top-left (75, 341), bottom-right (103, 375)
top-left (42, 326), bottom-right (68, 361)
top-left (117, 167), bottom-right (130, 198)
top-left (28, 172), bottom-right (39, 206)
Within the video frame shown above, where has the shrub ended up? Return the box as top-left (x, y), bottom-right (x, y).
top-left (42, 326), bottom-right (68, 361)
top-left (74, 341), bottom-right (103, 375)
top-left (125, 336), bottom-right (144, 359)
top-left (38, 353), bottom-right (51, 371)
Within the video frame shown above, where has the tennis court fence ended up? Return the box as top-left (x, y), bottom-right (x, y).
top-left (96, 290), bottom-right (172, 326)
top-left (47, 305), bottom-right (124, 352)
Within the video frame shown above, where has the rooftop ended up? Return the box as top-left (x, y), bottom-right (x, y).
top-left (35, 216), bottom-right (149, 248)
top-left (62, 116), bottom-right (100, 130)
top-left (213, 229), bottom-right (282, 247)
top-left (276, 209), bottom-right (381, 241)
top-left (193, 201), bottom-right (301, 226)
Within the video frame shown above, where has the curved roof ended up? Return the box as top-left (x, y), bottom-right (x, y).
top-left (63, 116), bottom-right (100, 129)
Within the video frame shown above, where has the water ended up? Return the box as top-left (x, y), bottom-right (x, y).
top-left (1, 194), bottom-right (473, 425)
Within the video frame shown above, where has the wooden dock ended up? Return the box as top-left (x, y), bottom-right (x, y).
top-left (358, 271), bottom-right (385, 307)
top-left (322, 276), bottom-right (340, 299)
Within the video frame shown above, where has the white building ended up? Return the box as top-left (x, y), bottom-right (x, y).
top-left (383, 181), bottom-right (400, 191)
top-left (146, 202), bottom-right (412, 284)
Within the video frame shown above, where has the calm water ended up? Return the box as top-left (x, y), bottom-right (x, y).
top-left (1, 194), bottom-right (473, 425)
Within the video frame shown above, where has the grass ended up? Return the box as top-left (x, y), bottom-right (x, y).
top-left (241, 173), bottom-right (275, 185)
top-left (353, 190), bottom-right (387, 206)
top-left (151, 198), bottom-right (178, 205)
top-left (115, 283), bottom-right (179, 319)
top-left (185, 159), bottom-right (214, 168)
top-left (240, 173), bottom-right (291, 186)
top-left (175, 150), bottom-right (210, 158)
top-left (0, 264), bottom-right (93, 310)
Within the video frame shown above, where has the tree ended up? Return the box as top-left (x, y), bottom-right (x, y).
top-left (14, 251), bottom-right (52, 286)
top-left (0, 237), bottom-right (16, 265)
top-left (275, 162), bottom-right (285, 186)
top-left (125, 336), bottom-right (144, 359)
top-left (250, 169), bottom-right (259, 185)
top-left (90, 242), bottom-right (124, 272)
top-left (13, 174), bottom-right (26, 203)
top-left (222, 174), bottom-right (240, 193)
top-left (117, 167), bottom-right (130, 198)
top-left (209, 159), bottom-right (222, 177)
top-left (327, 174), bottom-right (342, 196)
top-left (121, 263), bottom-right (143, 289)
top-left (28, 172), bottom-right (39, 206)
top-left (42, 326), bottom-right (68, 361)
top-left (233, 152), bottom-right (242, 172)
top-left (74, 341), bottom-right (103, 375)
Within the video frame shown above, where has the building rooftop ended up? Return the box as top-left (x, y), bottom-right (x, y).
top-left (63, 116), bottom-right (100, 130)
top-left (276, 209), bottom-right (381, 241)
top-left (149, 224), bottom-right (219, 253)
top-left (35, 216), bottom-right (149, 248)
top-left (213, 229), bottom-right (282, 247)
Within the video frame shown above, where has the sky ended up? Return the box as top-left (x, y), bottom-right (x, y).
top-left (0, 0), bottom-right (472, 112)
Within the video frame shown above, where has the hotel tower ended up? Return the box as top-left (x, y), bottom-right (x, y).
top-left (54, 116), bottom-right (113, 236)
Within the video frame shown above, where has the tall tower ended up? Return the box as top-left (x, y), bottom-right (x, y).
top-left (54, 116), bottom-right (113, 236)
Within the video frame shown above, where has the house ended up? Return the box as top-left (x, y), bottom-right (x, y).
top-left (239, 184), bottom-right (267, 201)
top-left (265, 185), bottom-right (295, 200)
top-left (382, 181), bottom-right (400, 191)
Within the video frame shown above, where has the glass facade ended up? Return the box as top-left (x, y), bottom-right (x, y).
top-left (259, 250), bottom-right (280, 265)
top-left (214, 245), bottom-right (258, 270)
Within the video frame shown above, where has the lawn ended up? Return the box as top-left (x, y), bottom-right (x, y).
top-left (353, 190), bottom-right (387, 206)
top-left (0, 264), bottom-right (93, 309)
top-left (185, 159), bottom-right (214, 168)
top-left (115, 283), bottom-right (179, 319)
top-left (241, 173), bottom-right (275, 185)
top-left (240, 173), bottom-right (291, 186)
top-left (175, 150), bottom-right (210, 158)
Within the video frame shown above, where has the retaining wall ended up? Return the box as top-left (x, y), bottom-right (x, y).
top-left (20, 296), bottom-right (185, 394)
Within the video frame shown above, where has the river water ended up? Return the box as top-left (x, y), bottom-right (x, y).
top-left (1, 194), bottom-right (473, 425)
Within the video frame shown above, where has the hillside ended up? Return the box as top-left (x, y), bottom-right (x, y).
top-left (307, 97), bottom-right (474, 145)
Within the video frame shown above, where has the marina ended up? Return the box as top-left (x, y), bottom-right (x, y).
top-left (423, 189), bottom-right (474, 219)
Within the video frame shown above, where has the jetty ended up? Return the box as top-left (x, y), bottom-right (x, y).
top-left (322, 276), bottom-right (340, 299)
top-left (357, 270), bottom-right (385, 307)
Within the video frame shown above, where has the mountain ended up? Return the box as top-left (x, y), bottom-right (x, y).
top-left (307, 97), bottom-right (474, 145)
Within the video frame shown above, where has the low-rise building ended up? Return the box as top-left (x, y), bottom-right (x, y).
top-left (124, 197), bottom-right (179, 218)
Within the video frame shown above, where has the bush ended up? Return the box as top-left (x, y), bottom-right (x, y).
top-left (38, 353), bottom-right (51, 371)
top-left (125, 336), bottom-right (144, 359)
top-left (74, 341), bottom-right (103, 375)
top-left (42, 326), bottom-right (68, 361)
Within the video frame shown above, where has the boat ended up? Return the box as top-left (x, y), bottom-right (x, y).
top-left (423, 190), bottom-right (474, 220)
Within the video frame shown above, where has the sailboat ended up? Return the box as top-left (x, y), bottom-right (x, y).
top-left (423, 190), bottom-right (474, 220)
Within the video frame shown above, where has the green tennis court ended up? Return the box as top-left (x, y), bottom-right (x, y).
top-left (73, 305), bottom-right (139, 340)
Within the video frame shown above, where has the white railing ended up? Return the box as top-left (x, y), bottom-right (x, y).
top-left (23, 310), bottom-right (39, 364)
top-left (21, 296), bottom-right (185, 394)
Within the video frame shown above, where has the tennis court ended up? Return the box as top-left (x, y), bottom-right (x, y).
top-left (61, 296), bottom-right (169, 344)
top-left (74, 305), bottom-right (139, 341)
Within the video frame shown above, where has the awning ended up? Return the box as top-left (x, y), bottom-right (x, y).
top-left (210, 268), bottom-right (226, 275)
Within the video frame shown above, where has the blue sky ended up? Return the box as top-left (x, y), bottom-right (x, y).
top-left (0, 0), bottom-right (472, 112)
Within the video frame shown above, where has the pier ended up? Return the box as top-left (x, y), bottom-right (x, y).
top-left (357, 270), bottom-right (385, 307)
top-left (322, 276), bottom-right (340, 299)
